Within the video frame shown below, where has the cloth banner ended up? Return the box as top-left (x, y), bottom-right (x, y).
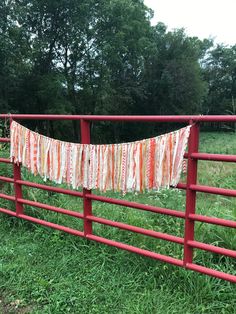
top-left (10, 121), bottom-right (191, 193)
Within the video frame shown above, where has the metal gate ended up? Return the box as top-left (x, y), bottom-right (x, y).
top-left (0, 114), bottom-right (235, 283)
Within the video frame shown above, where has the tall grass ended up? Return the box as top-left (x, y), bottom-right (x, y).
top-left (0, 132), bottom-right (236, 313)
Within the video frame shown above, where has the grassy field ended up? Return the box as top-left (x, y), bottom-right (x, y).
top-left (0, 132), bottom-right (236, 314)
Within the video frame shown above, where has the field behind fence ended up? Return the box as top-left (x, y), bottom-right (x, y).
top-left (0, 126), bottom-right (236, 313)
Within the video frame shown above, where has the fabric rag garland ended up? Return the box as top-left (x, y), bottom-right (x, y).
top-left (10, 120), bottom-right (191, 193)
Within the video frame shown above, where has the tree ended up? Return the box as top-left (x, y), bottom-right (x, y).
top-left (143, 23), bottom-right (212, 116)
top-left (0, 0), bottom-right (29, 112)
top-left (202, 44), bottom-right (236, 114)
top-left (3, 1), bottom-right (234, 142)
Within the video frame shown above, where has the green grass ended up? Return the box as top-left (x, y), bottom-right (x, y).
top-left (0, 132), bottom-right (236, 313)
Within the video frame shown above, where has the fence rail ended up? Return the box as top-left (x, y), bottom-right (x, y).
top-left (0, 114), bottom-right (235, 283)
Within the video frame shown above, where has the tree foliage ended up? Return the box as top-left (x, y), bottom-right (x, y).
top-left (202, 44), bottom-right (236, 114)
top-left (0, 0), bottom-right (235, 141)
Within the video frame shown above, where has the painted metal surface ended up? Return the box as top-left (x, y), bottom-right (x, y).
top-left (0, 114), bottom-right (236, 122)
top-left (183, 122), bottom-right (199, 265)
top-left (0, 115), bottom-right (235, 283)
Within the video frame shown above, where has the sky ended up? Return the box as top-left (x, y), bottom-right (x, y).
top-left (144, 0), bottom-right (236, 46)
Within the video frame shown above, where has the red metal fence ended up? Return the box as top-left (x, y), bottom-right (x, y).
top-left (0, 114), bottom-right (235, 283)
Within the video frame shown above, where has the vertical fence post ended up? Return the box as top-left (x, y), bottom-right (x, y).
top-left (10, 116), bottom-right (24, 216)
top-left (80, 119), bottom-right (92, 236)
top-left (183, 121), bottom-right (200, 266)
top-left (13, 164), bottom-right (24, 215)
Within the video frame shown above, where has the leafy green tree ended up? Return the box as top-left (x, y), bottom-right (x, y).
top-left (2, 0), bottom-right (235, 142)
top-left (0, 0), bottom-right (29, 112)
top-left (143, 23), bottom-right (212, 116)
top-left (202, 44), bottom-right (236, 114)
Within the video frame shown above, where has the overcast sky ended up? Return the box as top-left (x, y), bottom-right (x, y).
top-left (144, 0), bottom-right (236, 46)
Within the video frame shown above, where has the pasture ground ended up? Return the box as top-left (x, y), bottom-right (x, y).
top-left (0, 132), bottom-right (236, 313)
